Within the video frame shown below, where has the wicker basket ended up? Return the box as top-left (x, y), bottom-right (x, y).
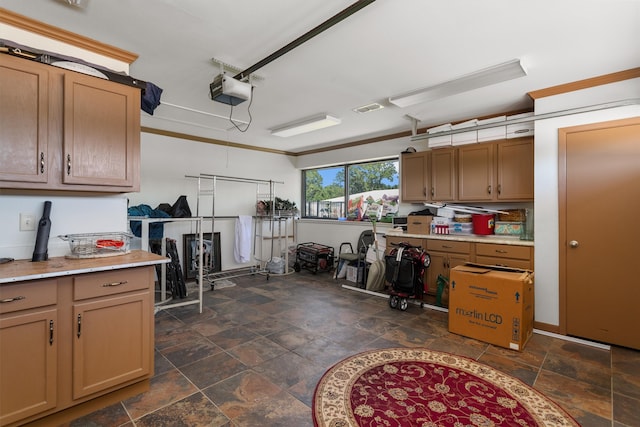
top-left (497, 209), bottom-right (526, 222)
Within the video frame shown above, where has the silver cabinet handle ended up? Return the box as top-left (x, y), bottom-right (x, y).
top-left (569, 240), bottom-right (579, 248)
top-left (40, 152), bottom-right (45, 174)
top-left (1, 296), bottom-right (26, 303)
top-left (102, 281), bottom-right (128, 287)
top-left (67, 154), bottom-right (72, 175)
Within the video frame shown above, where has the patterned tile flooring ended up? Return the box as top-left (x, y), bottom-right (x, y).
top-left (65, 272), bottom-right (639, 426)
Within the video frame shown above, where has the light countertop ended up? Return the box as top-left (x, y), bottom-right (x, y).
top-left (0, 250), bottom-right (168, 284)
top-left (385, 229), bottom-right (534, 246)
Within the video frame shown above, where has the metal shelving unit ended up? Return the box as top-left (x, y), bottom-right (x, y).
top-left (131, 216), bottom-right (204, 314)
top-left (186, 174), bottom-right (293, 289)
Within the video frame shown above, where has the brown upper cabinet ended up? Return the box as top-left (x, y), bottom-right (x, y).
top-left (457, 137), bottom-right (534, 202)
top-left (0, 54), bottom-right (140, 193)
top-left (402, 136), bottom-right (533, 203)
top-left (495, 137), bottom-right (534, 200)
top-left (401, 149), bottom-right (456, 203)
top-left (401, 151), bottom-right (430, 202)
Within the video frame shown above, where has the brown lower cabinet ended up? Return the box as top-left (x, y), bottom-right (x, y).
top-left (385, 236), bottom-right (533, 308)
top-left (425, 240), bottom-right (473, 299)
top-left (0, 267), bottom-right (154, 427)
top-left (475, 242), bottom-right (533, 270)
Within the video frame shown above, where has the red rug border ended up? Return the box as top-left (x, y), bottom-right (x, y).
top-left (312, 347), bottom-right (581, 427)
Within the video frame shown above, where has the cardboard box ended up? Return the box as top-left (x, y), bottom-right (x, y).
top-left (407, 215), bottom-right (433, 235)
top-left (448, 264), bottom-right (534, 351)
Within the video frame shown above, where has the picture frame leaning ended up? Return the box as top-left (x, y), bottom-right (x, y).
top-left (182, 232), bottom-right (221, 280)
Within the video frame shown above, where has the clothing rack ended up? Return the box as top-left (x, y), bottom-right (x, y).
top-left (186, 174), bottom-right (293, 289)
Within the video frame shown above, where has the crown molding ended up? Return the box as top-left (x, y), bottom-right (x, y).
top-left (140, 127), bottom-right (296, 156)
top-left (0, 7), bottom-right (138, 64)
top-left (528, 68), bottom-right (640, 100)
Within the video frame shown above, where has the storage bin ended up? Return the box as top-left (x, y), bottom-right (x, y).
top-left (494, 221), bottom-right (523, 235)
top-left (506, 112), bottom-right (534, 138)
top-left (427, 123), bottom-right (452, 148)
top-left (472, 214), bottom-right (495, 235)
top-left (451, 119), bottom-right (478, 146)
top-left (449, 222), bottom-right (473, 235)
top-left (477, 116), bottom-right (506, 142)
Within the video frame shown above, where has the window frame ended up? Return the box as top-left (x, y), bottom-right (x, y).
top-left (301, 157), bottom-right (399, 220)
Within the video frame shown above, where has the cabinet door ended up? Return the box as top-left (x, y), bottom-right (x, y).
top-left (0, 309), bottom-right (58, 425)
top-left (426, 251), bottom-right (448, 296)
top-left (401, 152), bottom-right (429, 202)
top-left (72, 291), bottom-right (151, 399)
top-left (458, 143), bottom-right (494, 201)
top-left (497, 137), bottom-right (534, 200)
top-left (63, 72), bottom-right (140, 188)
top-left (0, 54), bottom-right (49, 184)
top-left (431, 148), bottom-right (456, 201)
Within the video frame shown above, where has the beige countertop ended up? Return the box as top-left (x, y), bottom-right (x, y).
top-left (0, 250), bottom-right (168, 284)
top-left (385, 229), bottom-right (534, 246)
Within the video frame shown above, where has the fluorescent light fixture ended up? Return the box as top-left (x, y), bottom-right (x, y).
top-left (271, 114), bottom-right (341, 137)
top-left (389, 59), bottom-right (527, 108)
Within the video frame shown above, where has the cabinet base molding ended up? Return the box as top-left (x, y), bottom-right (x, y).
top-left (532, 321), bottom-right (562, 335)
top-left (7, 380), bottom-right (149, 427)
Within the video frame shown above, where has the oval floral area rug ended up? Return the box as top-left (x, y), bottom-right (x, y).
top-left (312, 348), bottom-right (580, 427)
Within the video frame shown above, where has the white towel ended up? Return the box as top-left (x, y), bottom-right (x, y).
top-left (234, 215), bottom-right (252, 263)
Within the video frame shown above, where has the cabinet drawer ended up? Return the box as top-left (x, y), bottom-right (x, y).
top-left (0, 279), bottom-right (57, 314)
top-left (476, 243), bottom-right (531, 260)
top-left (475, 256), bottom-right (531, 270)
top-left (74, 268), bottom-right (150, 301)
top-left (426, 239), bottom-right (471, 253)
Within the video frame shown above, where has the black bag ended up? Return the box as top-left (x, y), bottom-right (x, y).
top-left (169, 195), bottom-right (192, 218)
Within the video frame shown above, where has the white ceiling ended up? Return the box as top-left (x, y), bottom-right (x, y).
top-left (2, 0), bottom-right (639, 154)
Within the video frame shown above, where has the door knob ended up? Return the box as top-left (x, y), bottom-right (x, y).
top-left (569, 240), bottom-right (579, 248)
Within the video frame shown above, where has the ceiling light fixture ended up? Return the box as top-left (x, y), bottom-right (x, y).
top-left (271, 114), bottom-right (341, 137)
top-left (388, 59), bottom-right (527, 108)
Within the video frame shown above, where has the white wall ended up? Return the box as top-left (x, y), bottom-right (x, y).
top-left (533, 78), bottom-right (640, 326)
top-left (0, 195), bottom-right (128, 260)
top-left (127, 132), bottom-right (301, 271)
top-left (295, 133), bottom-right (418, 170)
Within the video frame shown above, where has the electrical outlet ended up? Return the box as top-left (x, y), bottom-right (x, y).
top-left (20, 213), bottom-right (36, 231)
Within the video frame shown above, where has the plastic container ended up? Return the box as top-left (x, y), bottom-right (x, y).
top-left (472, 214), bottom-right (495, 235)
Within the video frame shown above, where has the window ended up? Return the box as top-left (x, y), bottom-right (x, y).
top-left (302, 159), bottom-right (399, 220)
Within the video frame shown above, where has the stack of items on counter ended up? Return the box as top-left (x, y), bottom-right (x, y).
top-left (408, 207), bottom-right (528, 237)
top-left (430, 208), bottom-right (476, 235)
top-left (494, 209), bottom-right (526, 236)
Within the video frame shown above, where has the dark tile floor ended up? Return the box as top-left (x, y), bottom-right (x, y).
top-left (67, 272), bottom-right (639, 427)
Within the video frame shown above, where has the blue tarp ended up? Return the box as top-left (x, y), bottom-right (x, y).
top-left (128, 204), bottom-right (171, 239)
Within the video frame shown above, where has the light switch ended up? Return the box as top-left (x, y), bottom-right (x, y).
top-left (20, 213), bottom-right (36, 231)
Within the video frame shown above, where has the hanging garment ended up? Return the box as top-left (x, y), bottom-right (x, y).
top-left (234, 215), bottom-right (252, 263)
top-left (141, 81), bottom-right (163, 115)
